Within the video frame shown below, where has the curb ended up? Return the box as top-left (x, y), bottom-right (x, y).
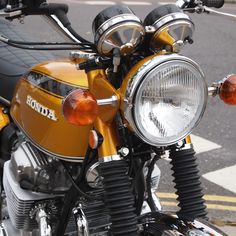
top-left (219, 226), bottom-right (236, 236)
top-left (225, 0), bottom-right (236, 3)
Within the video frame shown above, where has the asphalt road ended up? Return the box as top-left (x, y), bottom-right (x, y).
top-left (7, 0), bottom-right (236, 230)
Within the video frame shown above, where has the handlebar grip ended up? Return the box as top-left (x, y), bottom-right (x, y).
top-left (0, 0), bottom-right (7, 9)
top-left (21, 3), bottom-right (70, 27)
top-left (202, 0), bottom-right (224, 8)
top-left (24, 3), bottom-right (68, 15)
top-left (46, 3), bottom-right (68, 14)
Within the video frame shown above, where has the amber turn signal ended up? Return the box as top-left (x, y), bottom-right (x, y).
top-left (89, 130), bottom-right (103, 149)
top-left (220, 74), bottom-right (236, 105)
top-left (62, 89), bottom-right (98, 126)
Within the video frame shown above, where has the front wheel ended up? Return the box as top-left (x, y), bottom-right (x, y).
top-left (139, 213), bottom-right (227, 236)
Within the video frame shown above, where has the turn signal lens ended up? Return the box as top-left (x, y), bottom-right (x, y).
top-left (62, 89), bottom-right (98, 126)
top-left (89, 130), bottom-right (99, 149)
top-left (88, 130), bottom-right (104, 149)
top-left (220, 74), bottom-right (236, 105)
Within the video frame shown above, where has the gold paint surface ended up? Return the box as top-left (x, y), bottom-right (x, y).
top-left (10, 60), bottom-right (92, 159)
top-left (11, 61), bottom-right (121, 159)
top-left (94, 118), bottom-right (118, 157)
top-left (86, 69), bottom-right (120, 158)
top-left (87, 69), bottom-right (120, 123)
top-left (185, 135), bottom-right (192, 144)
top-left (0, 106), bottom-right (10, 131)
top-left (31, 59), bottom-right (88, 88)
top-left (151, 27), bottom-right (175, 51)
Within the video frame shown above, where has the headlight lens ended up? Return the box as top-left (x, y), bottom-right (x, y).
top-left (123, 54), bottom-right (207, 146)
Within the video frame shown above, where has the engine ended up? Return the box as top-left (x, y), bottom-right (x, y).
top-left (2, 141), bottom-right (68, 231)
top-left (2, 140), bottom-right (110, 235)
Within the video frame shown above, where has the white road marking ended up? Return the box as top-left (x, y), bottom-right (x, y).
top-left (69, 0), bottom-right (116, 5)
top-left (61, 0), bottom-right (178, 6)
top-left (163, 134), bottom-right (221, 161)
top-left (158, 2), bottom-right (176, 4)
top-left (83, 1), bottom-right (115, 5)
top-left (191, 134), bottom-right (222, 155)
top-left (122, 1), bottom-right (152, 5)
top-left (57, 0), bottom-right (177, 6)
top-left (203, 165), bottom-right (236, 194)
top-left (67, 0), bottom-right (152, 5)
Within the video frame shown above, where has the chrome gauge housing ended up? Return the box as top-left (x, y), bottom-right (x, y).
top-left (122, 54), bottom-right (207, 146)
top-left (92, 5), bottom-right (145, 56)
top-left (144, 4), bottom-right (194, 53)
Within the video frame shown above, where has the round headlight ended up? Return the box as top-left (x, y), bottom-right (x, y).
top-left (92, 5), bottom-right (145, 56)
top-left (123, 54), bottom-right (207, 146)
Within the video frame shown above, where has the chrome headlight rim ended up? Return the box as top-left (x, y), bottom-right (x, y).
top-left (123, 54), bottom-right (208, 146)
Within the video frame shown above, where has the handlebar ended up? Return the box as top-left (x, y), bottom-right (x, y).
top-left (0, 1), bottom-right (70, 27)
top-left (0, 0), bottom-right (232, 52)
top-left (0, 0), bottom-right (6, 10)
top-left (0, 0), bottom-right (91, 42)
top-left (177, 0), bottom-right (224, 9)
top-left (5, 1), bottom-right (93, 45)
top-left (23, 3), bottom-right (70, 27)
top-left (202, 0), bottom-right (224, 8)
top-left (24, 3), bottom-right (68, 15)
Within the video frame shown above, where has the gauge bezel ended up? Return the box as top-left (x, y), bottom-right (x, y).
top-left (92, 5), bottom-right (145, 56)
top-left (96, 15), bottom-right (145, 56)
top-left (144, 4), bottom-right (194, 53)
top-left (94, 14), bottom-right (143, 43)
top-left (150, 12), bottom-right (192, 32)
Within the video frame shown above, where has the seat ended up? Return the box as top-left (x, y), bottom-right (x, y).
top-left (0, 19), bottom-right (55, 102)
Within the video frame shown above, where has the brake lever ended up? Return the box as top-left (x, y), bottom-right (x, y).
top-left (183, 5), bottom-right (205, 13)
top-left (176, 0), bottom-right (203, 9)
top-left (203, 6), bottom-right (236, 20)
top-left (183, 4), bottom-right (236, 20)
top-left (178, 0), bottom-right (236, 20)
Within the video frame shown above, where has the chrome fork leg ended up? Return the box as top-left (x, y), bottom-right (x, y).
top-left (36, 209), bottom-right (52, 236)
top-left (73, 207), bottom-right (89, 236)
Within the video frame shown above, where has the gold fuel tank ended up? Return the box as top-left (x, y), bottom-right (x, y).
top-left (10, 59), bottom-right (91, 161)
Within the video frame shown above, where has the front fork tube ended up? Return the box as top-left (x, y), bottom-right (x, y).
top-left (94, 118), bottom-right (118, 160)
top-left (169, 136), bottom-right (207, 220)
top-left (94, 119), bottom-right (138, 235)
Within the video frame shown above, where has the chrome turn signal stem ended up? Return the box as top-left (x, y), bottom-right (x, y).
top-left (208, 83), bottom-right (221, 96)
top-left (97, 95), bottom-right (118, 107)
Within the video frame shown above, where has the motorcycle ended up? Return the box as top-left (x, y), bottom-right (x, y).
top-left (0, 0), bottom-right (235, 234)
